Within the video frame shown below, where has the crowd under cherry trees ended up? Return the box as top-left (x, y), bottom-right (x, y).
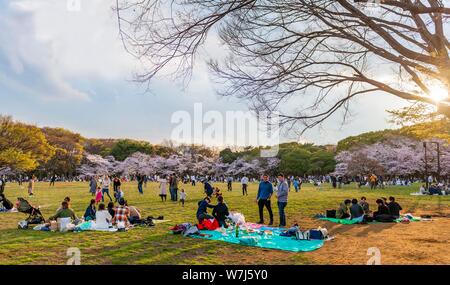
top-left (77, 152), bottom-right (280, 178)
top-left (334, 137), bottom-right (450, 177)
top-left (76, 136), bottom-right (450, 179)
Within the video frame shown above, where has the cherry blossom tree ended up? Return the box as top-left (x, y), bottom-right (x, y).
top-left (334, 136), bottom-right (450, 177)
top-left (77, 154), bottom-right (117, 177)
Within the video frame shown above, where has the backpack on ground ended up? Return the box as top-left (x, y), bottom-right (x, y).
top-left (309, 227), bottom-right (328, 240)
top-left (326, 210), bottom-right (336, 218)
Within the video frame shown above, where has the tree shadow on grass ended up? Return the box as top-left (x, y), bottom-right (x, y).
top-left (355, 223), bottom-right (396, 237)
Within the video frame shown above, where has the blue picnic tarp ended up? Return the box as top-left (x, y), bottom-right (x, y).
top-left (192, 228), bottom-right (324, 252)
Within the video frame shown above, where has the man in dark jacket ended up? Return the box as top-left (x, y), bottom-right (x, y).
top-left (387, 196), bottom-right (403, 218)
top-left (0, 176), bottom-right (5, 195)
top-left (350, 199), bottom-right (364, 219)
top-left (373, 199), bottom-right (391, 221)
top-left (0, 194), bottom-right (13, 210)
top-left (203, 179), bottom-right (214, 198)
top-left (196, 197), bottom-right (215, 223)
top-left (256, 174), bottom-right (274, 225)
top-left (212, 195), bottom-right (229, 227)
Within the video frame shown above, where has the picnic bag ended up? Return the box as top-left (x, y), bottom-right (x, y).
top-left (309, 227), bottom-right (328, 240)
top-left (326, 210), bottom-right (336, 218)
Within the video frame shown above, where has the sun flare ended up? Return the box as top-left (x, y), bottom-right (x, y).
top-left (429, 85), bottom-right (449, 103)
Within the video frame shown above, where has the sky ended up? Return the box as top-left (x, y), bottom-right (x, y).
top-left (0, 0), bottom-right (410, 147)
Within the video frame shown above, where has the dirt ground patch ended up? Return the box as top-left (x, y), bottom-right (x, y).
top-left (304, 213), bottom-right (450, 265)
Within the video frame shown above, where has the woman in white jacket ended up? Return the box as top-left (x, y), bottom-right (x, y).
top-left (95, 203), bottom-right (112, 230)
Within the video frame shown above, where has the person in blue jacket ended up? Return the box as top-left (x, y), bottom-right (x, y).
top-left (196, 197), bottom-right (215, 223)
top-left (83, 199), bottom-right (97, 221)
top-left (256, 174), bottom-right (274, 225)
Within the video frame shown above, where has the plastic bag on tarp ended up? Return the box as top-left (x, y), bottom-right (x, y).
top-left (58, 217), bottom-right (72, 232)
top-left (239, 236), bottom-right (258, 246)
top-left (228, 212), bottom-right (246, 225)
top-left (183, 225), bottom-right (200, 237)
top-left (33, 224), bottom-right (47, 231)
top-left (18, 220), bottom-right (28, 229)
top-left (74, 221), bottom-right (94, 232)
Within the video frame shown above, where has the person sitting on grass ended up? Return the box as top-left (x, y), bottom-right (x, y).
top-left (83, 199), bottom-right (96, 221)
top-left (213, 187), bottom-right (223, 198)
top-left (373, 199), bottom-right (390, 219)
top-left (95, 203), bottom-right (112, 230)
top-left (49, 201), bottom-right (78, 221)
top-left (112, 198), bottom-right (130, 228)
top-left (196, 196), bottom-right (215, 223)
top-left (359, 197), bottom-right (370, 215)
top-left (126, 201), bottom-right (142, 224)
top-left (56, 197), bottom-right (71, 212)
top-left (336, 199), bottom-right (352, 219)
top-left (114, 187), bottom-right (124, 202)
top-left (387, 196), bottom-right (403, 218)
top-left (212, 195), bottom-right (229, 228)
top-left (0, 194), bottom-right (14, 212)
top-left (107, 201), bottom-right (115, 218)
top-left (350, 199), bottom-right (364, 221)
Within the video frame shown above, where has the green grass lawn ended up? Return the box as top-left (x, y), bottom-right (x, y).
top-left (0, 181), bottom-right (449, 265)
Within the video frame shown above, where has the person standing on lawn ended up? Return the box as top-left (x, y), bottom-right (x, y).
top-left (241, 175), bottom-right (249, 196)
top-left (227, 176), bottom-right (233, 192)
top-left (28, 175), bottom-right (35, 197)
top-left (49, 174), bottom-right (57, 186)
top-left (256, 174), bottom-right (274, 225)
top-left (101, 175), bottom-right (113, 202)
top-left (276, 173), bottom-right (289, 227)
top-left (89, 176), bottom-right (97, 196)
top-left (136, 174), bottom-right (144, 195)
top-left (203, 178), bottom-right (214, 198)
top-left (170, 174), bottom-right (179, 201)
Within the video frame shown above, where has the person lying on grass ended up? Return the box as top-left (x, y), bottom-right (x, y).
top-left (336, 199), bottom-right (351, 219)
top-left (49, 201), bottom-right (78, 221)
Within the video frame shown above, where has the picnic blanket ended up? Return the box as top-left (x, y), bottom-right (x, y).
top-left (192, 226), bottom-right (324, 252)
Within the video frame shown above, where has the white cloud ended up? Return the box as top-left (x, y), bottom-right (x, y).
top-left (0, 0), bottom-right (139, 101)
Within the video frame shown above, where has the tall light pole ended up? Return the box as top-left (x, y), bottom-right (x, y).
top-left (430, 141), bottom-right (441, 183)
top-left (423, 142), bottom-right (429, 189)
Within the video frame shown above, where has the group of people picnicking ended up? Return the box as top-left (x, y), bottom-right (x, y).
top-left (335, 196), bottom-right (403, 223)
top-left (46, 195), bottom-right (143, 230)
top-left (195, 173), bottom-right (290, 228)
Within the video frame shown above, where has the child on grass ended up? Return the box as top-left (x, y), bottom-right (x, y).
top-left (95, 186), bottom-right (103, 205)
top-left (179, 189), bottom-right (187, 207)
